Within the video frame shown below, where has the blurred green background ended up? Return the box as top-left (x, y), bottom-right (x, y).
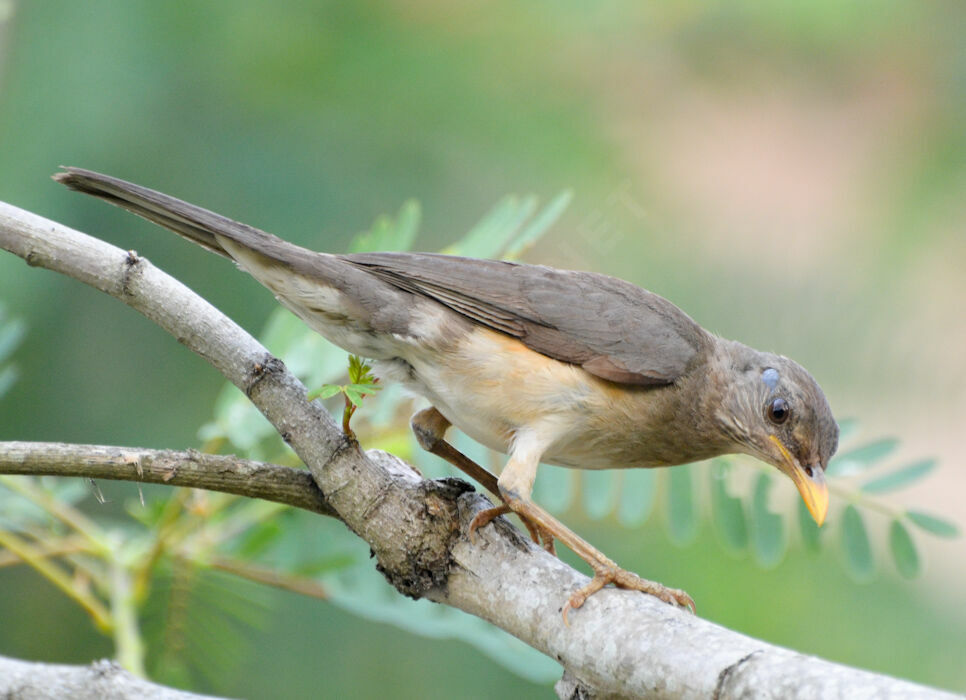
top-left (1, 1), bottom-right (964, 697)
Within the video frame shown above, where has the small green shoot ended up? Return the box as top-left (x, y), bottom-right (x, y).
top-left (308, 355), bottom-right (382, 438)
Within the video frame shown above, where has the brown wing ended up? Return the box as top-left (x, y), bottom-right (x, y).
top-left (54, 168), bottom-right (710, 384)
top-left (343, 252), bottom-right (711, 385)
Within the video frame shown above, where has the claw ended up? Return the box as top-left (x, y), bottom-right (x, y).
top-left (539, 530), bottom-right (557, 555)
top-left (468, 504), bottom-right (511, 542)
top-left (469, 505), bottom-right (556, 554)
top-left (422, 426), bottom-right (692, 622)
top-left (561, 565), bottom-right (695, 624)
top-left (520, 518), bottom-right (557, 554)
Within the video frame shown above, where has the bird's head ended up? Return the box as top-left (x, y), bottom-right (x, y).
top-left (713, 342), bottom-right (838, 526)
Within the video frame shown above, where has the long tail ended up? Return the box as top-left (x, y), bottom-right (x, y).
top-left (53, 167), bottom-right (426, 358)
top-left (53, 167), bottom-right (292, 262)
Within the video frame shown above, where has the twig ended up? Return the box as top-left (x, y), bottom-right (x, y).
top-left (209, 556), bottom-right (330, 599)
top-left (0, 534), bottom-right (88, 568)
top-left (0, 442), bottom-right (336, 518)
top-left (0, 528), bottom-right (112, 631)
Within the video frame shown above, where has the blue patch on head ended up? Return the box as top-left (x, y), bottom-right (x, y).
top-left (762, 368), bottom-right (780, 391)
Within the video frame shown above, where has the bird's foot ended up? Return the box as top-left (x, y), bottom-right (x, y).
top-left (469, 505), bottom-right (556, 554)
top-left (561, 564), bottom-right (695, 625)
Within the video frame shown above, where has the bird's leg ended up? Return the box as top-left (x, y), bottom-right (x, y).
top-left (509, 495), bottom-right (695, 623)
top-left (410, 407), bottom-right (554, 552)
top-left (478, 446), bottom-right (695, 622)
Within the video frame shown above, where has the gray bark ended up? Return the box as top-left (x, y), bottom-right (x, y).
top-left (0, 655), bottom-right (222, 699)
top-left (0, 441), bottom-right (335, 517)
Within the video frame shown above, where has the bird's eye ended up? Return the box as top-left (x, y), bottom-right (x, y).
top-left (766, 397), bottom-right (790, 425)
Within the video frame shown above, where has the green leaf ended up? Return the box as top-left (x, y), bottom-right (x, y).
top-left (391, 200), bottom-right (421, 252)
top-left (710, 460), bottom-right (747, 553)
top-left (889, 520), bottom-right (920, 578)
top-left (236, 520), bottom-right (283, 558)
top-left (502, 190), bottom-right (573, 260)
top-left (666, 465), bottom-right (697, 545)
top-left (826, 438), bottom-right (899, 477)
top-left (347, 354), bottom-right (362, 380)
top-left (165, 569), bottom-right (270, 683)
top-left (349, 200), bottom-right (422, 254)
top-left (201, 385), bottom-right (275, 452)
top-left (581, 470), bottom-right (616, 521)
top-left (345, 357), bottom-right (379, 390)
top-left (342, 386), bottom-right (366, 406)
top-left (309, 384), bottom-right (343, 400)
top-left (797, 498), bottom-right (822, 552)
top-left (616, 469), bottom-right (656, 527)
top-left (347, 354), bottom-right (373, 384)
top-left (841, 504), bottom-right (875, 581)
top-left (344, 382), bottom-right (381, 395)
top-left (861, 459), bottom-right (937, 494)
top-left (444, 195), bottom-right (535, 259)
top-left (906, 510), bottom-right (959, 538)
top-left (750, 472), bottom-right (785, 567)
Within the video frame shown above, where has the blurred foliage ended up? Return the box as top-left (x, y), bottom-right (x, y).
top-left (1, 0), bottom-right (964, 696)
top-left (0, 192), bottom-right (956, 691)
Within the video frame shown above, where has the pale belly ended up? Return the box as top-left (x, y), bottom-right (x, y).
top-left (377, 326), bottom-right (670, 471)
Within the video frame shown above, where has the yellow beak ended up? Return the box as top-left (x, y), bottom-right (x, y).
top-left (768, 435), bottom-right (829, 526)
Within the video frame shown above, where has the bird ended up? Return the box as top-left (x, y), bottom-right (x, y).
top-left (54, 167), bottom-right (838, 619)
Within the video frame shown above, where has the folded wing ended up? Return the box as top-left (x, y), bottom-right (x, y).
top-left (343, 252), bottom-right (710, 386)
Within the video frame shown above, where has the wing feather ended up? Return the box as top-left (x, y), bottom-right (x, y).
top-left (343, 252), bottom-right (710, 385)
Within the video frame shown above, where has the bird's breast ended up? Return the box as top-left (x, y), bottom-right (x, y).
top-left (390, 326), bottom-right (686, 469)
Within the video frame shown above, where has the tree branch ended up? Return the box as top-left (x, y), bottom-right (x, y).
top-left (1, 199), bottom-right (957, 699)
top-left (0, 441), bottom-right (336, 517)
top-left (0, 655), bottom-right (226, 699)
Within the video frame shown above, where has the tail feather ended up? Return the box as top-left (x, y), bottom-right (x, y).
top-left (52, 167), bottom-right (427, 353)
top-left (53, 167), bottom-right (288, 261)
